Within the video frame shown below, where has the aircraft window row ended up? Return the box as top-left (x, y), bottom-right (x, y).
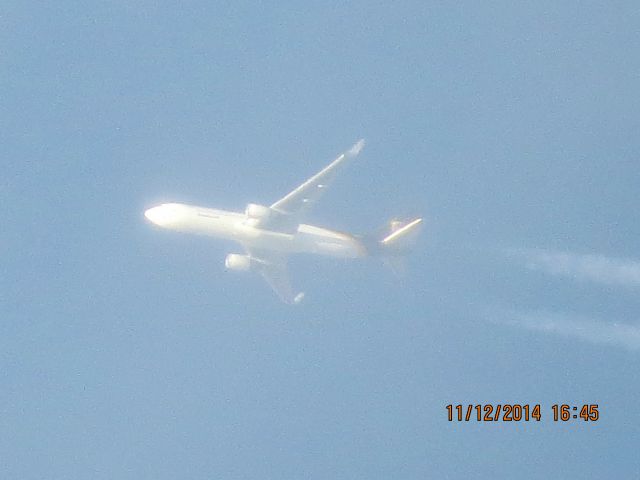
top-left (197, 212), bottom-right (220, 219)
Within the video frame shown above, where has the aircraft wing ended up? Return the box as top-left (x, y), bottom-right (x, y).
top-left (270, 139), bottom-right (365, 220)
top-left (245, 248), bottom-right (304, 304)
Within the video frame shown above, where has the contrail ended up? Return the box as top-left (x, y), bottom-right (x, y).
top-left (508, 248), bottom-right (640, 288)
top-left (489, 309), bottom-right (640, 351)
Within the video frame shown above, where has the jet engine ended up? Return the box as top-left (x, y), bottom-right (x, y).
top-left (245, 203), bottom-right (272, 220)
top-left (225, 253), bottom-right (251, 272)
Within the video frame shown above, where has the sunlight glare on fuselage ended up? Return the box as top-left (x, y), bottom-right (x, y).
top-left (144, 203), bottom-right (188, 227)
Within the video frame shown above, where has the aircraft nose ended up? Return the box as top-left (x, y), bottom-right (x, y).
top-left (144, 206), bottom-right (169, 226)
top-left (144, 207), bottom-right (158, 223)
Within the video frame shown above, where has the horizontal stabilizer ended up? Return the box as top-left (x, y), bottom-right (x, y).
top-left (380, 218), bottom-right (423, 252)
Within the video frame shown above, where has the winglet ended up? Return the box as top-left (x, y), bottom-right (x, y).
top-left (347, 139), bottom-right (365, 157)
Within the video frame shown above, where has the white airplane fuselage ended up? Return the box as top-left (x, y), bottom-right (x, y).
top-left (144, 203), bottom-right (367, 258)
top-left (144, 140), bottom-right (422, 303)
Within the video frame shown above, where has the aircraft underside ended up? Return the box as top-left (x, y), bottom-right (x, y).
top-left (144, 140), bottom-right (422, 303)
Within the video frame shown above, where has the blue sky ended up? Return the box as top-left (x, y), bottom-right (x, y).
top-left (2, 1), bottom-right (640, 478)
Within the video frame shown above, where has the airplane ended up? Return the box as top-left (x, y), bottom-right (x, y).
top-left (144, 140), bottom-right (422, 304)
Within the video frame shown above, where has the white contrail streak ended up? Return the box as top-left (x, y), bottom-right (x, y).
top-left (509, 248), bottom-right (640, 288)
top-left (491, 309), bottom-right (640, 351)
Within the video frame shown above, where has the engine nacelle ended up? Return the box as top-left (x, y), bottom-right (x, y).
top-left (245, 203), bottom-right (272, 220)
top-left (225, 253), bottom-right (251, 272)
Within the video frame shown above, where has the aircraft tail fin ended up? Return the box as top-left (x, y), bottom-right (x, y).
top-left (368, 217), bottom-right (423, 277)
top-left (379, 218), bottom-right (423, 253)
